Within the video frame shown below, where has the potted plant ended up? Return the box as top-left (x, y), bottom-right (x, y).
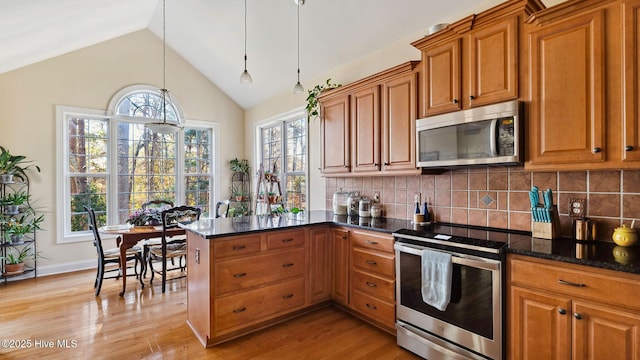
top-left (2, 213), bottom-right (44, 244)
top-left (232, 188), bottom-right (247, 202)
top-left (0, 146), bottom-right (41, 183)
top-left (1, 246), bottom-right (37, 274)
top-left (0, 191), bottom-right (30, 214)
top-left (229, 158), bottom-right (250, 174)
top-left (305, 78), bottom-right (341, 122)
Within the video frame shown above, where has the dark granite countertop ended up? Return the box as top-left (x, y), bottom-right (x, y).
top-left (182, 211), bottom-right (640, 275)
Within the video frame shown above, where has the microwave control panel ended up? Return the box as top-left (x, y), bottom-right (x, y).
top-left (497, 117), bottom-right (515, 156)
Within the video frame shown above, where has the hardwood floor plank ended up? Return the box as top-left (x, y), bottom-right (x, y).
top-left (0, 270), bottom-right (420, 359)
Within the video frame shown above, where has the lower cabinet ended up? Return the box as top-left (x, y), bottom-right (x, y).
top-left (331, 227), bottom-right (350, 306)
top-left (508, 254), bottom-right (640, 359)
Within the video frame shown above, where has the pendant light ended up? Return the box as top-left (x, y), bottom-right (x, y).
top-left (239, 0), bottom-right (253, 84)
top-left (145, 0), bottom-right (183, 134)
top-left (292, 0), bottom-right (305, 94)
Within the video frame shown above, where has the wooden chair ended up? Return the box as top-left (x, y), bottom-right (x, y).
top-left (140, 199), bottom-right (174, 278)
top-left (147, 205), bottom-right (201, 293)
top-left (84, 206), bottom-right (144, 296)
top-left (215, 200), bottom-right (230, 218)
top-left (141, 199), bottom-right (174, 209)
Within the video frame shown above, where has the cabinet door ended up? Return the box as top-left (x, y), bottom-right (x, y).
top-left (421, 38), bottom-right (462, 116)
top-left (528, 10), bottom-right (606, 166)
top-left (509, 286), bottom-right (571, 359)
top-left (351, 86), bottom-right (381, 173)
top-left (330, 228), bottom-right (349, 305)
top-left (382, 71), bottom-right (419, 173)
top-left (623, 0), bottom-right (640, 162)
top-left (308, 227), bottom-right (331, 304)
top-left (320, 94), bottom-right (351, 174)
top-left (573, 301), bottom-right (640, 360)
top-left (468, 17), bottom-right (518, 108)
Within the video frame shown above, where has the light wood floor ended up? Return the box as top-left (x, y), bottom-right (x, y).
top-left (0, 269), bottom-right (421, 359)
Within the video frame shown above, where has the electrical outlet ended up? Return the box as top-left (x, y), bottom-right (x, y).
top-left (568, 198), bottom-right (586, 218)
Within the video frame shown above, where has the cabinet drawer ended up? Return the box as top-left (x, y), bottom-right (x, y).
top-left (352, 269), bottom-right (395, 302)
top-left (350, 230), bottom-right (393, 253)
top-left (214, 235), bottom-right (262, 258)
top-left (266, 229), bottom-right (305, 250)
top-left (352, 248), bottom-right (394, 278)
top-left (351, 290), bottom-right (395, 328)
top-left (215, 277), bottom-right (305, 333)
top-left (215, 249), bottom-right (305, 295)
top-left (509, 255), bottom-right (640, 311)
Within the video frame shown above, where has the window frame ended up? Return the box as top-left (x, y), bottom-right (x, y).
top-left (255, 108), bottom-right (308, 211)
top-left (56, 99), bottom-right (217, 244)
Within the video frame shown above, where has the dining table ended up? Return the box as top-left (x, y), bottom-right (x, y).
top-left (98, 224), bottom-right (185, 296)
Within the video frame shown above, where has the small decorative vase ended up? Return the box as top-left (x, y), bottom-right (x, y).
top-left (0, 174), bottom-right (14, 184)
top-left (4, 205), bottom-right (20, 214)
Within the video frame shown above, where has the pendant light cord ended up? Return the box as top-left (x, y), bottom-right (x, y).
top-left (296, 1), bottom-right (300, 82)
top-left (244, 0), bottom-right (248, 66)
top-left (162, 0), bottom-right (167, 123)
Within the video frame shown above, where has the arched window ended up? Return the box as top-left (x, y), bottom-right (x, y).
top-left (57, 85), bottom-right (215, 242)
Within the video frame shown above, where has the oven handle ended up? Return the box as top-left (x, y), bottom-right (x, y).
top-left (394, 242), bottom-right (501, 271)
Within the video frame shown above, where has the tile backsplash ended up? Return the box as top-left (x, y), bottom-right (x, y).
top-left (325, 166), bottom-right (640, 242)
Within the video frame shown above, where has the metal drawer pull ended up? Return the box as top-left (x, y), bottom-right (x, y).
top-left (558, 279), bottom-right (586, 288)
top-left (366, 281), bottom-right (377, 288)
top-left (342, 235), bottom-right (347, 239)
top-left (233, 272), bottom-right (247, 278)
top-left (282, 263), bottom-right (294, 268)
top-left (366, 303), bottom-right (377, 310)
top-left (282, 294), bottom-right (294, 299)
top-left (574, 313), bottom-right (583, 320)
top-left (282, 238), bottom-right (294, 243)
top-left (366, 260), bottom-right (377, 266)
top-left (232, 245), bottom-right (246, 250)
top-left (233, 307), bottom-right (246, 313)
top-left (558, 308), bottom-right (566, 315)
top-left (365, 240), bottom-right (379, 245)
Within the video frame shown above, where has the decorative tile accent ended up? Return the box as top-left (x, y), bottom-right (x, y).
top-left (481, 193), bottom-right (495, 206)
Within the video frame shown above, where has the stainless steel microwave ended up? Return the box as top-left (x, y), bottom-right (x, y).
top-left (416, 100), bottom-right (524, 169)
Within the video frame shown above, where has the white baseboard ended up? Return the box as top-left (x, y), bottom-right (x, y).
top-left (36, 260), bottom-right (96, 277)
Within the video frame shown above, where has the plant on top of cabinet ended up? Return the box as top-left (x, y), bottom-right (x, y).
top-left (306, 78), bottom-right (341, 122)
top-left (0, 146), bottom-right (41, 183)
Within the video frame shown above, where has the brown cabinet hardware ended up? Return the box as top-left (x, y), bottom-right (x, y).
top-left (233, 272), bottom-right (247, 278)
top-left (282, 263), bottom-right (294, 268)
top-left (558, 279), bottom-right (586, 288)
top-left (233, 307), bottom-right (247, 313)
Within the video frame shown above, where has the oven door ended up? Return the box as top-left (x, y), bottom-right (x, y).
top-left (394, 241), bottom-right (503, 360)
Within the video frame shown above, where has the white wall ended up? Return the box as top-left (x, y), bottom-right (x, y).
top-left (0, 30), bottom-right (244, 275)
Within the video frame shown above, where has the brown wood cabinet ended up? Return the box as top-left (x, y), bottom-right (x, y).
top-left (526, 0), bottom-right (640, 170)
top-left (308, 226), bottom-right (332, 304)
top-left (508, 254), bottom-right (640, 359)
top-left (187, 227), bottom-right (322, 347)
top-left (349, 229), bottom-right (395, 332)
top-left (412, 0), bottom-right (536, 117)
top-left (330, 227), bottom-right (350, 305)
top-left (319, 62), bottom-right (420, 177)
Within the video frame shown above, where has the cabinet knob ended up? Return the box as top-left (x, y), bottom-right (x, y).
top-left (342, 235), bottom-right (347, 239)
top-left (625, 145), bottom-right (634, 151)
top-left (592, 147), bottom-right (602, 153)
top-left (574, 312), bottom-right (583, 320)
top-left (469, 95), bottom-right (475, 100)
top-left (384, 162), bottom-right (390, 166)
top-left (452, 99), bottom-right (459, 104)
top-left (558, 308), bottom-right (567, 315)
top-left (344, 165), bottom-right (349, 168)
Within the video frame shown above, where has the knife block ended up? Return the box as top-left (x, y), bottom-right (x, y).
top-left (532, 206), bottom-right (559, 239)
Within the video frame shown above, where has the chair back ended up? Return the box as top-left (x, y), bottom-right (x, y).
top-left (161, 206), bottom-right (201, 239)
top-left (142, 199), bottom-right (174, 209)
top-left (84, 206), bottom-right (105, 258)
top-left (215, 200), bottom-right (230, 218)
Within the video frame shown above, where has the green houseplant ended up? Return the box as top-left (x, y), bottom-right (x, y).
top-left (229, 158), bottom-right (250, 174)
top-left (0, 191), bottom-right (30, 214)
top-left (0, 146), bottom-right (41, 183)
top-left (1, 245), bottom-right (44, 274)
top-left (305, 78), bottom-right (342, 122)
top-left (2, 213), bottom-right (44, 244)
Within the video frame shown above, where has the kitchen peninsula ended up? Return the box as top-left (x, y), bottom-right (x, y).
top-left (182, 211), bottom-right (640, 348)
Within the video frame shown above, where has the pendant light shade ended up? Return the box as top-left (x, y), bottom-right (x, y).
top-left (240, 0), bottom-right (253, 84)
top-left (145, 0), bottom-right (183, 134)
top-left (293, 0), bottom-right (304, 94)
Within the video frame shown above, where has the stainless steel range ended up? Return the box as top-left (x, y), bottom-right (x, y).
top-left (393, 224), bottom-right (519, 360)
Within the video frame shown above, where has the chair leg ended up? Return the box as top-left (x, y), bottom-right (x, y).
top-left (137, 254), bottom-right (145, 288)
top-left (95, 262), bottom-right (105, 297)
top-left (162, 256), bottom-right (167, 293)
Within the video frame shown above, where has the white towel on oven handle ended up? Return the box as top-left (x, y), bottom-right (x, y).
top-left (421, 248), bottom-right (452, 311)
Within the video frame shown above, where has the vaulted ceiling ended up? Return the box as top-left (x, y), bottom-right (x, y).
top-left (0, 0), bottom-right (562, 109)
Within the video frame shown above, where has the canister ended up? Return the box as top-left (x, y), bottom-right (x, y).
top-left (332, 188), bottom-right (349, 215)
top-left (347, 193), bottom-right (361, 217)
top-left (358, 197), bottom-right (371, 218)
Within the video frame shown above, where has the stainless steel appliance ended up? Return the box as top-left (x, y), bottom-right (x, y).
top-left (416, 100), bottom-right (523, 169)
top-left (393, 225), bottom-right (514, 360)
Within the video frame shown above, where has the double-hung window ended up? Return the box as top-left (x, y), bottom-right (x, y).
top-left (57, 86), bottom-right (214, 243)
top-left (257, 114), bottom-right (307, 211)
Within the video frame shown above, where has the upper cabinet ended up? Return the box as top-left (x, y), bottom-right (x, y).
top-left (319, 62), bottom-right (420, 177)
top-left (412, 0), bottom-right (539, 117)
top-left (525, 0), bottom-right (640, 170)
